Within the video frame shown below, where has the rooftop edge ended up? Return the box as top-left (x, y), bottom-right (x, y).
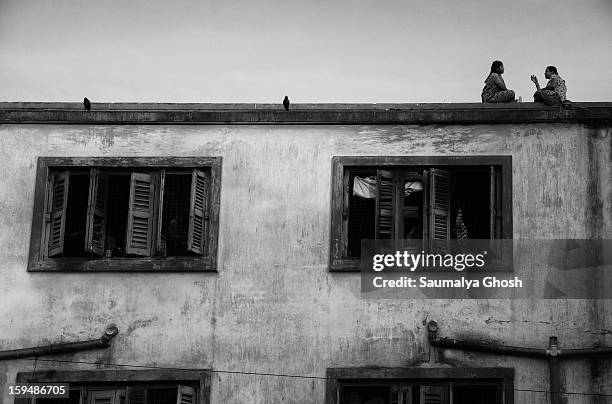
top-left (1, 102), bottom-right (611, 125)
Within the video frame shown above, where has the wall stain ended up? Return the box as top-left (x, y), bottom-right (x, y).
top-left (485, 317), bottom-right (552, 325)
top-left (125, 318), bottom-right (157, 336)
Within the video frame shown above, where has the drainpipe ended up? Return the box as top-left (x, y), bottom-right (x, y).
top-left (0, 325), bottom-right (119, 360)
top-left (562, 346), bottom-right (612, 357)
top-left (547, 336), bottom-right (561, 404)
top-left (427, 321), bottom-right (546, 358)
top-left (427, 321), bottom-right (612, 404)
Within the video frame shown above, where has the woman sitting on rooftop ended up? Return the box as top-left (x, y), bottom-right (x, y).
top-left (481, 60), bottom-right (516, 103)
top-left (531, 66), bottom-right (567, 106)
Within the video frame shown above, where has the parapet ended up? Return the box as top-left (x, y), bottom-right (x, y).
top-left (0, 102), bottom-right (611, 125)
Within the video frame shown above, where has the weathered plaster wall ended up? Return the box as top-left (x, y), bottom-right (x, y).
top-left (0, 123), bottom-right (610, 403)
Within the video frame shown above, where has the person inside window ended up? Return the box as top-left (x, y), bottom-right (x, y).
top-left (481, 60), bottom-right (516, 103)
top-left (531, 65), bottom-right (567, 106)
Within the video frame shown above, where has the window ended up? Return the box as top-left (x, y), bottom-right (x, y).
top-left (326, 368), bottom-right (513, 404)
top-left (341, 382), bottom-right (501, 404)
top-left (330, 156), bottom-right (512, 271)
top-left (28, 157), bottom-right (221, 272)
top-left (14, 369), bottom-right (210, 404)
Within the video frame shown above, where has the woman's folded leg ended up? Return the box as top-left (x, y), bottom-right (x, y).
top-left (488, 90), bottom-right (515, 103)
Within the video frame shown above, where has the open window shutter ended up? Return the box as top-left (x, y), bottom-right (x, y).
top-left (125, 172), bottom-right (155, 256)
top-left (89, 390), bottom-right (117, 404)
top-left (341, 171), bottom-right (350, 258)
top-left (177, 385), bottom-right (195, 404)
top-left (116, 390), bottom-right (127, 404)
top-left (391, 388), bottom-right (400, 404)
top-left (48, 170), bottom-right (70, 257)
top-left (126, 386), bottom-right (145, 404)
top-left (422, 169), bottom-right (430, 244)
top-left (375, 169), bottom-right (394, 239)
top-left (428, 168), bottom-right (450, 251)
top-left (490, 166), bottom-right (502, 239)
top-left (391, 385), bottom-right (413, 404)
top-left (490, 166), bottom-right (504, 259)
top-left (156, 169), bottom-right (166, 256)
top-left (187, 169), bottom-right (208, 255)
top-left (85, 168), bottom-right (108, 256)
top-left (420, 385), bottom-right (447, 404)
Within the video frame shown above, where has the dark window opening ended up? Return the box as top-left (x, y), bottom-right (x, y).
top-left (451, 169), bottom-right (491, 239)
top-left (347, 170), bottom-right (376, 257)
top-left (63, 174), bottom-right (89, 257)
top-left (454, 384), bottom-right (501, 404)
top-left (399, 171), bottom-right (425, 241)
top-left (43, 168), bottom-right (210, 260)
top-left (339, 382), bottom-right (502, 404)
top-left (105, 174), bottom-right (130, 257)
top-left (148, 387), bottom-right (179, 404)
top-left (16, 368), bottom-right (211, 404)
top-left (35, 389), bottom-right (81, 404)
top-left (343, 385), bottom-right (393, 404)
top-left (345, 165), bottom-right (500, 258)
top-left (27, 385), bottom-right (193, 404)
top-left (161, 174), bottom-right (191, 256)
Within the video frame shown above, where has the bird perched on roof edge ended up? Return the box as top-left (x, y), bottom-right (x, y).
top-left (83, 97), bottom-right (91, 112)
top-left (283, 96), bottom-right (290, 111)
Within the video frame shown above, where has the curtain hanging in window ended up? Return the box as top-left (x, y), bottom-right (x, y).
top-left (353, 176), bottom-right (377, 199)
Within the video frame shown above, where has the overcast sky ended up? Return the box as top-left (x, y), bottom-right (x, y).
top-left (1, 0), bottom-right (610, 103)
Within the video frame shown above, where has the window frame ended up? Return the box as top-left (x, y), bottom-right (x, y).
top-left (325, 367), bottom-right (514, 404)
top-left (15, 369), bottom-right (211, 404)
top-left (28, 157), bottom-right (222, 272)
top-left (329, 156), bottom-right (513, 272)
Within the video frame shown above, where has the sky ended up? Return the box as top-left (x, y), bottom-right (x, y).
top-left (0, 0), bottom-right (611, 103)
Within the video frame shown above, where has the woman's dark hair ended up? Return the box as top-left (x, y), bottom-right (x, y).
top-left (490, 60), bottom-right (503, 74)
top-left (485, 60), bottom-right (504, 82)
top-left (546, 65), bottom-right (558, 74)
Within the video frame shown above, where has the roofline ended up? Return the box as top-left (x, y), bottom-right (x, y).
top-left (1, 102), bottom-right (611, 125)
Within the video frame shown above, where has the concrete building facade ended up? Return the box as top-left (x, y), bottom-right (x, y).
top-left (0, 102), bottom-right (611, 403)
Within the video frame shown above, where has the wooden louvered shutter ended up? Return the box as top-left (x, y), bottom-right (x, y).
top-left (420, 385), bottom-right (447, 404)
top-left (490, 166), bottom-right (502, 239)
top-left (126, 386), bottom-right (146, 404)
top-left (116, 389), bottom-right (127, 404)
top-left (341, 171), bottom-right (350, 258)
top-left (391, 388), bottom-right (400, 404)
top-left (85, 169), bottom-right (108, 256)
top-left (375, 169), bottom-right (395, 239)
top-left (428, 168), bottom-right (451, 251)
top-left (89, 390), bottom-right (118, 404)
top-left (391, 385), bottom-right (413, 404)
top-left (490, 165), bottom-right (504, 260)
top-left (125, 172), bottom-right (155, 256)
top-left (187, 169), bottom-right (208, 255)
top-left (156, 169), bottom-right (166, 255)
top-left (48, 170), bottom-right (70, 257)
top-left (177, 385), bottom-right (196, 404)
